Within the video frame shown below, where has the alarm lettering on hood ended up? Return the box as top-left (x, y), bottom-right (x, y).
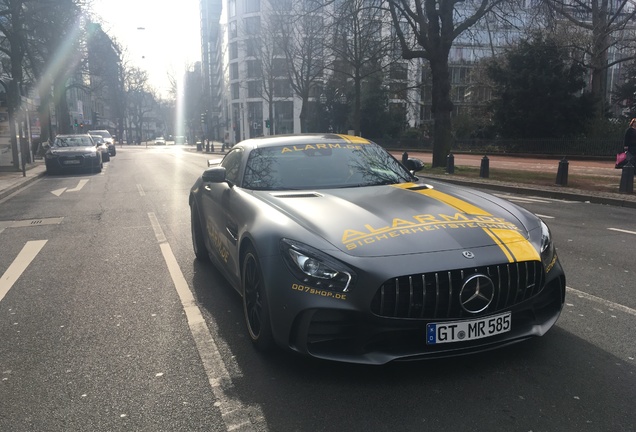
top-left (342, 213), bottom-right (520, 250)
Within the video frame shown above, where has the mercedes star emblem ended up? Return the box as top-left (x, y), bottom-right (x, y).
top-left (459, 274), bottom-right (495, 314)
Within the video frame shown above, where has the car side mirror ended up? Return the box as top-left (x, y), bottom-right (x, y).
top-left (404, 158), bottom-right (424, 172)
top-left (202, 166), bottom-right (227, 183)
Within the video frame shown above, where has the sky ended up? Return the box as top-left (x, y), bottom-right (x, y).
top-left (91, 0), bottom-right (202, 98)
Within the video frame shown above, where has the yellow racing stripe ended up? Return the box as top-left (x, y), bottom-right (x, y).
top-left (393, 184), bottom-right (540, 263)
top-left (336, 134), bottom-right (370, 144)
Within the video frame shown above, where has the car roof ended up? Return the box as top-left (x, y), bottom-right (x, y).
top-left (236, 133), bottom-right (373, 150)
top-left (56, 134), bottom-right (92, 138)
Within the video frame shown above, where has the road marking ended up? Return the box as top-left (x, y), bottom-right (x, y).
top-left (137, 184), bottom-right (145, 196)
top-left (50, 179), bottom-right (89, 196)
top-left (0, 240), bottom-right (48, 303)
top-left (494, 193), bottom-right (576, 204)
top-left (148, 213), bottom-right (267, 431)
top-left (51, 188), bottom-right (66, 196)
top-left (67, 179), bottom-right (89, 192)
top-left (147, 212), bottom-right (166, 243)
top-left (608, 228), bottom-right (636, 236)
top-left (566, 286), bottom-right (636, 317)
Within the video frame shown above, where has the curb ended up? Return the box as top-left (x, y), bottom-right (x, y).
top-left (0, 169), bottom-right (47, 201)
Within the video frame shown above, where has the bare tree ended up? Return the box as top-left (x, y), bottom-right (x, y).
top-left (124, 66), bottom-right (156, 143)
top-left (328, 0), bottom-right (403, 136)
top-left (272, 1), bottom-right (327, 133)
top-left (541, 0), bottom-right (636, 116)
top-left (386, 0), bottom-right (507, 167)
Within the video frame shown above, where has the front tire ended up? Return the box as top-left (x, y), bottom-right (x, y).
top-left (190, 200), bottom-right (209, 262)
top-left (242, 246), bottom-right (273, 351)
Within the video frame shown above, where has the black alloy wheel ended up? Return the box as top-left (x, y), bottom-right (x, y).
top-left (190, 200), bottom-right (209, 262)
top-left (242, 246), bottom-right (273, 351)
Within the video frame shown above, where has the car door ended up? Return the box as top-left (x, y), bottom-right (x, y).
top-left (200, 149), bottom-right (243, 282)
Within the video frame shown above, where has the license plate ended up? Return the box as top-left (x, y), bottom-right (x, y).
top-left (63, 160), bottom-right (80, 165)
top-left (426, 312), bottom-right (511, 345)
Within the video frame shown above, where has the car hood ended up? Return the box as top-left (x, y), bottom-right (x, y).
top-left (255, 181), bottom-right (540, 259)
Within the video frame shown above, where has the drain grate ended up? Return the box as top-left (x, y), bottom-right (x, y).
top-left (8, 217), bottom-right (64, 228)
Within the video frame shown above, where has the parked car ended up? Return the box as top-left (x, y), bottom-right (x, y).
top-left (44, 134), bottom-right (103, 174)
top-left (155, 136), bottom-right (166, 145)
top-left (88, 129), bottom-right (116, 156)
top-left (90, 135), bottom-right (111, 162)
top-left (189, 133), bottom-right (565, 364)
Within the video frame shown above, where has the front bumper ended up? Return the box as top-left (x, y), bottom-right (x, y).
top-left (261, 251), bottom-right (565, 365)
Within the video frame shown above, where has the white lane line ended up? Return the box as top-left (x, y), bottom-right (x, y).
top-left (535, 214), bottom-right (554, 219)
top-left (566, 286), bottom-right (636, 317)
top-left (493, 194), bottom-right (551, 203)
top-left (148, 213), bottom-right (267, 431)
top-left (137, 184), bottom-right (145, 196)
top-left (51, 188), bottom-right (66, 196)
top-left (66, 179), bottom-right (89, 192)
top-left (608, 228), bottom-right (636, 236)
top-left (0, 240), bottom-right (48, 303)
top-left (147, 212), bottom-right (166, 243)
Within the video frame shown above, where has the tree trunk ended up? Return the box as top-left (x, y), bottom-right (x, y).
top-left (430, 55), bottom-right (453, 168)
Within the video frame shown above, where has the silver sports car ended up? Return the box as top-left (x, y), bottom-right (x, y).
top-left (189, 134), bottom-right (565, 364)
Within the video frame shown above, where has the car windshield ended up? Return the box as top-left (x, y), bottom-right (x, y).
top-left (53, 136), bottom-right (94, 147)
top-left (242, 141), bottom-right (414, 190)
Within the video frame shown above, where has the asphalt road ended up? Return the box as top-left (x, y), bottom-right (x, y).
top-left (0, 146), bottom-right (634, 432)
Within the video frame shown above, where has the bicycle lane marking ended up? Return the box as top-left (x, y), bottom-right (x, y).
top-left (0, 240), bottom-right (48, 303)
top-left (147, 212), bottom-right (268, 432)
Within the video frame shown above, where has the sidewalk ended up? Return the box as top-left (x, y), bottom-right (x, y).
top-left (1, 150), bottom-right (635, 208)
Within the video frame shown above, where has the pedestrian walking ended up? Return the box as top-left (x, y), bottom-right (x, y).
top-left (623, 118), bottom-right (636, 162)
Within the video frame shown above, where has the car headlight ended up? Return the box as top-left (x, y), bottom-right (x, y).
top-left (280, 238), bottom-right (355, 292)
top-left (539, 219), bottom-right (557, 272)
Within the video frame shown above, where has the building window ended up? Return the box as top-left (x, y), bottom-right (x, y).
top-left (247, 60), bottom-right (261, 79)
top-left (231, 83), bottom-right (240, 100)
top-left (246, 0), bottom-right (260, 13)
top-left (230, 63), bottom-right (239, 80)
top-left (247, 81), bottom-right (262, 98)
top-left (271, 0), bottom-right (292, 11)
top-left (229, 21), bottom-right (238, 39)
top-left (246, 38), bottom-right (261, 57)
top-left (272, 58), bottom-right (287, 77)
top-left (390, 63), bottom-right (408, 80)
top-left (274, 101), bottom-right (294, 134)
top-left (274, 79), bottom-right (292, 98)
top-left (229, 42), bottom-right (238, 60)
top-left (229, 0), bottom-right (236, 17)
top-left (244, 16), bottom-right (261, 35)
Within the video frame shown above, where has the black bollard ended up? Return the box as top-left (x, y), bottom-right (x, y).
top-left (205, 141), bottom-right (210, 153)
top-left (446, 153), bottom-right (455, 174)
top-left (555, 157), bottom-right (569, 186)
top-left (402, 151), bottom-right (408, 166)
top-left (480, 155), bottom-right (490, 178)
top-left (619, 161), bottom-right (634, 194)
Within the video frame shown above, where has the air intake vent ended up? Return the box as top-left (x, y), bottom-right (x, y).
top-left (271, 192), bottom-right (323, 198)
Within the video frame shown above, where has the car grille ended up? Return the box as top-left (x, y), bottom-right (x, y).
top-left (371, 261), bottom-right (545, 319)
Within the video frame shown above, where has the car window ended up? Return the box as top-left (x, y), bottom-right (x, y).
top-left (221, 148), bottom-right (243, 185)
top-left (242, 141), bottom-right (412, 190)
top-left (54, 136), bottom-right (94, 147)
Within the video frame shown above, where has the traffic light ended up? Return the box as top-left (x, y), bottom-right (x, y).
top-left (265, 119), bottom-right (270, 129)
top-left (74, 118), bottom-right (78, 127)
